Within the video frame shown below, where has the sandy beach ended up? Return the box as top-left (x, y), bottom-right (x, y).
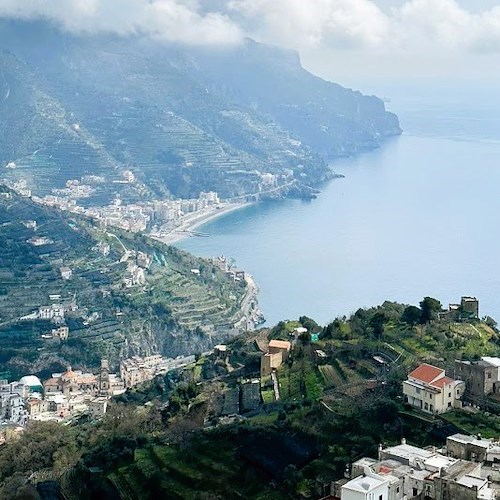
top-left (153, 201), bottom-right (253, 245)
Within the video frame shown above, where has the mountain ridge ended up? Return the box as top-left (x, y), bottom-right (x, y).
top-left (0, 20), bottom-right (400, 203)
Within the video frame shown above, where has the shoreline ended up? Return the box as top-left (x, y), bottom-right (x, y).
top-left (153, 201), bottom-right (253, 246)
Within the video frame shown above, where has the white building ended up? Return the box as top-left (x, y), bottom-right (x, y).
top-left (343, 440), bottom-right (498, 500)
top-left (341, 471), bottom-right (390, 500)
top-left (38, 304), bottom-right (65, 321)
top-left (60, 267), bottom-right (72, 280)
top-left (402, 363), bottom-right (464, 414)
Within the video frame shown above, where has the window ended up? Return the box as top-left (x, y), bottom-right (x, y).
top-left (379, 496), bottom-right (383, 500)
top-left (429, 393), bottom-right (432, 399)
top-left (416, 388), bottom-right (421, 394)
top-left (413, 487), bottom-right (418, 496)
top-left (488, 373), bottom-right (492, 379)
top-left (457, 389), bottom-right (460, 395)
top-left (448, 402), bottom-right (452, 407)
top-left (425, 403), bottom-right (428, 410)
top-left (430, 404), bottom-right (434, 412)
top-left (448, 392), bottom-right (451, 398)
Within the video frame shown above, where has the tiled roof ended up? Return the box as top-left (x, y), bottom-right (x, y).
top-left (43, 377), bottom-right (60, 386)
top-left (269, 339), bottom-right (291, 350)
top-left (409, 363), bottom-right (444, 384)
top-left (431, 376), bottom-right (455, 388)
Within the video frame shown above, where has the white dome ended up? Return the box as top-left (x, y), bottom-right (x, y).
top-left (19, 375), bottom-right (42, 388)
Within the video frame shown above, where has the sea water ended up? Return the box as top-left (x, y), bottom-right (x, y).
top-left (178, 85), bottom-right (500, 326)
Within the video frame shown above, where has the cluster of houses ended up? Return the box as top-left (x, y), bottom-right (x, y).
top-left (335, 436), bottom-right (500, 499)
top-left (25, 173), bottom-right (223, 234)
top-left (0, 352), bottom-right (199, 443)
top-left (119, 354), bottom-right (196, 388)
top-left (0, 361), bottom-right (125, 432)
top-left (209, 255), bottom-right (247, 282)
top-left (0, 349), bottom-right (207, 437)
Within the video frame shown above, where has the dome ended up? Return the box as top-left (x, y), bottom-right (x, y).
top-left (20, 375), bottom-right (43, 389)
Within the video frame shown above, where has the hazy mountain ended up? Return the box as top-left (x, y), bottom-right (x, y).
top-left (0, 20), bottom-right (400, 202)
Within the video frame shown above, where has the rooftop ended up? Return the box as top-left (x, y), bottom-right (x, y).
top-left (408, 363), bottom-right (444, 384)
top-left (382, 443), bottom-right (435, 462)
top-left (448, 433), bottom-right (493, 450)
top-left (268, 339), bottom-right (291, 350)
top-left (342, 473), bottom-right (388, 493)
top-left (431, 376), bottom-right (456, 389)
top-left (455, 474), bottom-right (487, 489)
top-left (482, 357), bottom-right (500, 368)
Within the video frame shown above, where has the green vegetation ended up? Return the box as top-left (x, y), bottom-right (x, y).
top-left (0, 298), bottom-right (498, 498)
top-left (0, 188), bottom-right (248, 377)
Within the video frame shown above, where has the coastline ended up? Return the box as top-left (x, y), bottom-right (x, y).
top-left (153, 201), bottom-right (253, 246)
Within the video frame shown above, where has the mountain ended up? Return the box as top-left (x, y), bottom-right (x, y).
top-left (0, 186), bottom-right (258, 378)
top-left (0, 20), bottom-right (400, 203)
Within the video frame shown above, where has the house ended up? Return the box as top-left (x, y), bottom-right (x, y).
top-left (120, 356), bottom-right (154, 388)
top-left (26, 236), bottom-right (53, 246)
top-left (38, 304), bottom-right (65, 321)
top-left (88, 397), bottom-right (108, 418)
top-left (268, 339), bottom-right (292, 361)
top-left (402, 363), bottom-right (464, 414)
top-left (455, 357), bottom-right (500, 403)
top-left (96, 242), bottom-right (110, 257)
top-left (52, 326), bottom-right (69, 341)
top-left (461, 296), bottom-right (479, 319)
top-left (60, 267), bottom-right (72, 280)
top-left (447, 434), bottom-right (500, 464)
top-left (341, 471), bottom-right (390, 500)
top-left (260, 351), bottom-right (282, 377)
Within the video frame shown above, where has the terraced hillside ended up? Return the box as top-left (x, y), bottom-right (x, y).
top-left (0, 20), bottom-right (400, 202)
top-left (0, 186), bottom-right (252, 378)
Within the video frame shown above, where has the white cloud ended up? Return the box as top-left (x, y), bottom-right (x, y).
top-left (0, 0), bottom-right (242, 45)
top-left (393, 0), bottom-right (500, 52)
top-left (228, 0), bottom-right (500, 54)
top-left (1, 0), bottom-right (500, 54)
top-left (228, 0), bottom-right (390, 49)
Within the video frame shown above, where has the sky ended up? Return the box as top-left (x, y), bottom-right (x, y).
top-left (0, 0), bottom-right (500, 86)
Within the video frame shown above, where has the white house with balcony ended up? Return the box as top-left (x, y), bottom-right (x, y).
top-left (403, 363), bottom-right (464, 414)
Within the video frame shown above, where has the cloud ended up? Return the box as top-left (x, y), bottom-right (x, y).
top-left (228, 0), bottom-right (500, 54)
top-left (227, 0), bottom-right (390, 49)
top-left (0, 0), bottom-right (242, 45)
top-left (394, 0), bottom-right (500, 52)
top-left (1, 0), bottom-right (500, 54)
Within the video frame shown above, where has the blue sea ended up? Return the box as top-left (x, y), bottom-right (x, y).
top-left (178, 83), bottom-right (500, 326)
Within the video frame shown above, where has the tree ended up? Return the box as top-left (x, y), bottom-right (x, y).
top-left (321, 318), bottom-right (342, 340)
top-left (370, 312), bottom-right (388, 338)
top-left (401, 305), bottom-right (422, 326)
top-left (419, 297), bottom-right (442, 324)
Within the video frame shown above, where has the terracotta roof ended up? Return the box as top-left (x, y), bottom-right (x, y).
top-left (409, 363), bottom-right (444, 384)
top-left (431, 376), bottom-right (455, 389)
top-left (269, 339), bottom-right (291, 350)
top-left (43, 377), bottom-right (60, 386)
top-left (378, 465), bottom-right (393, 475)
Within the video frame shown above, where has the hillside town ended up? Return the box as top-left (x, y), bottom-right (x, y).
top-left (0, 353), bottom-right (196, 443)
top-left (3, 174), bottom-right (225, 237)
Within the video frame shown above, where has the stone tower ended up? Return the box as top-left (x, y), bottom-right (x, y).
top-left (99, 359), bottom-right (110, 396)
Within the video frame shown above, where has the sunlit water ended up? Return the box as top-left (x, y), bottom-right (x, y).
top-left (178, 91), bottom-right (500, 326)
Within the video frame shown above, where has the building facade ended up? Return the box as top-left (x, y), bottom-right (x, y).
top-left (403, 363), bottom-right (464, 414)
top-left (455, 357), bottom-right (500, 403)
